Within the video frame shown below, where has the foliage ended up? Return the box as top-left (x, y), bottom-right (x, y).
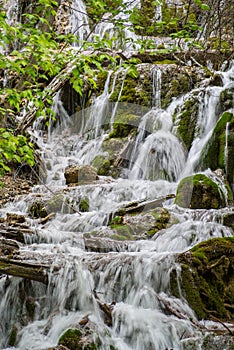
top-left (0, 128), bottom-right (34, 176)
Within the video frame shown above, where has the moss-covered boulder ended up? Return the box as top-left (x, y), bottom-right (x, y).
top-left (58, 328), bottom-right (97, 350)
top-left (171, 237), bottom-right (234, 320)
top-left (64, 165), bottom-right (98, 185)
top-left (199, 112), bottom-right (234, 188)
top-left (173, 93), bottom-right (199, 150)
top-left (175, 174), bottom-right (226, 209)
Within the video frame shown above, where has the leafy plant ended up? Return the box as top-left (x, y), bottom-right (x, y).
top-left (0, 128), bottom-right (34, 176)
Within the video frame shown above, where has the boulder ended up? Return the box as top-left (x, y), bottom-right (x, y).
top-left (223, 212), bottom-right (234, 230)
top-left (64, 165), bottom-right (98, 185)
top-left (175, 174), bottom-right (226, 209)
top-left (170, 237), bottom-right (234, 320)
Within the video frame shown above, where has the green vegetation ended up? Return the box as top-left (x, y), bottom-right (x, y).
top-left (0, 128), bottom-right (34, 177)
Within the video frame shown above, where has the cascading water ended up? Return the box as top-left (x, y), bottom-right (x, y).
top-left (1, 33), bottom-right (234, 350)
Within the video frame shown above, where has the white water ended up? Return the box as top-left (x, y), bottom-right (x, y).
top-left (1, 51), bottom-right (234, 350)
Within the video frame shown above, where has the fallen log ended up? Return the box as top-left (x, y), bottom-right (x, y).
top-left (115, 194), bottom-right (175, 215)
top-left (0, 257), bottom-right (49, 284)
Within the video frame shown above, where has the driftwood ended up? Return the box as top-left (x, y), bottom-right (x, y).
top-left (115, 194), bottom-right (175, 215)
top-left (0, 256), bottom-right (49, 284)
top-left (94, 289), bottom-right (115, 326)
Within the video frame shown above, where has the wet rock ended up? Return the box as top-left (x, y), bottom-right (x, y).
top-left (198, 112), bottom-right (234, 190)
top-left (223, 212), bottom-right (234, 230)
top-left (84, 206), bottom-right (177, 252)
top-left (175, 174), bottom-right (226, 209)
top-left (173, 93), bottom-right (200, 151)
top-left (64, 165), bottom-right (98, 185)
top-left (220, 87), bottom-right (234, 113)
top-left (171, 237), bottom-right (234, 320)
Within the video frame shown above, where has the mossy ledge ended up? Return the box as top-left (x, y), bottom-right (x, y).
top-left (170, 237), bottom-right (234, 320)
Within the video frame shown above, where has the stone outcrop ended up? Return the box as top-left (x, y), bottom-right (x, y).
top-left (175, 174), bottom-right (226, 209)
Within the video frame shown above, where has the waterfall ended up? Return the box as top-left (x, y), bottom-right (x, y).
top-left (1, 3), bottom-right (234, 346)
top-left (152, 66), bottom-right (162, 109)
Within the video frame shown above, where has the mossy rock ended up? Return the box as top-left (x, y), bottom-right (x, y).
top-left (171, 237), bottom-right (234, 320)
top-left (58, 328), bottom-right (97, 350)
top-left (92, 155), bottom-right (111, 176)
top-left (199, 112), bottom-right (234, 188)
top-left (223, 212), bottom-right (234, 230)
top-left (173, 94), bottom-right (199, 150)
top-left (175, 174), bottom-right (226, 209)
top-left (109, 113), bottom-right (140, 138)
top-left (46, 194), bottom-right (71, 214)
top-left (102, 137), bottom-right (126, 159)
top-left (145, 208), bottom-right (170, 237)
top-left (109, 65), bottom-right (152, 107)
top-left (220, 87), bottom-right (234, 112)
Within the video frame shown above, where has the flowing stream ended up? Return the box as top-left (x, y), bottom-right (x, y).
top-left (0, 61), bottom-right (234, 350)
top-left (1, 0), bottom-right (234, 348)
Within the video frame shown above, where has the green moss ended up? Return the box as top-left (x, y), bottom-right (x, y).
top-left (175, 174), bottom-right (226, 209)
top-left (92, 155), bottom-right (111, 176)
top-left (173, 96), bottom-right (199, 150)
top-left (199, 112), bottom-right (234, 189)
top-left (58, 328), bottom-right (82, 348)
top-left (79, 197), bottom-right (89, 212)
top-left (110, 216), bottom-right (123, 226)
top-left (153, 59), bottom-right (177, 65)
top-left (146, 208), bottom-right (170, 236)
top-left (191, 239), bottom-right (233, 318)
top-left (179, 263), bottom-right (206, 319)
top-left (109, 72), bottom-right (151, 107)
top-left (58, 328), bottom-right (97, 350)
top-left (112, 224), bottom-right (132, 239)
top-left (174, 237), bottom-right (234, 320)
top-left (109, 113), bottom-right (139, 138)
